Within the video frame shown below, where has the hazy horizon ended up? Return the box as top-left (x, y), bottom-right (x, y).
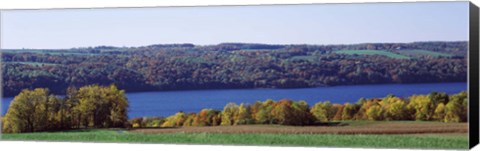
top-left (1, 2), bottom-right (469, 49)
top-left (0, 40), bottom-right (469, 50)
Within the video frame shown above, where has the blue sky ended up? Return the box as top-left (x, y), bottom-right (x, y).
top-left (0, 2), bottom-right (469, 49)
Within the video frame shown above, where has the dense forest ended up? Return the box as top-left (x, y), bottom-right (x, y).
top-left (2, 41), bottom-right (467, 97)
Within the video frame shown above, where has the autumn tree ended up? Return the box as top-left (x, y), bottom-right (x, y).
top-left (220, 103), bottom-right (239, 126)
top-left (65, 86), bottom-right (81, 128)
top-left (366, 104), bottom-right (383, 121)
top-left (355, 99), bottom-right (381, 120)
top-left (341, 103), bottom-right (358, 120)
top-left (407, 95), bottom-right (431, 121)
top-left (192, 109), bottom-right (221, 126)
top-left (310, 101), bottom-right (334, 122)
top-left (428, 92), bottom-right (449, 120)
top-left (271, 99), bottom-right (295, 125)
top-left (73, 84), bottom-right (129, 128)
top-left (2, 88), bottom-right (56, 133)
top-left (255, 100), bottom-right (275, 124)
top-left (331, 104), bottom-right (345, 121)
top-left (3, 84), bottom-right (129, 133)
top-left (444, 92), bottom-right (467, 122)
top-left (105, 85), bottom-right (129, 127)
top-left (382, 96), bottom-right (406, 120)
top-left (433, 103), bottom-right (446, 121)
top-left (161, 112), bottom-right (187, 127)
top-left (249, 101), bottom-right (262, 122)
top-left (183, 113), bottom-right (197, 126)
top-left (234, 104), bottom-right (253, 125)
top-left (269, 99), bottom-right (313, 125)
top-left (291, 101), bottom-right (314, 125)
top-left (130, 117), bottom-right (143, 128)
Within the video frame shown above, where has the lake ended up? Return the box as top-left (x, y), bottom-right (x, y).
top-left (1, 82), bottom-right (467, 118)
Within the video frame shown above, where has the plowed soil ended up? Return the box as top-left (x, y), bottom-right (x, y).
top-left (130, 121), bottom-right (468, 135)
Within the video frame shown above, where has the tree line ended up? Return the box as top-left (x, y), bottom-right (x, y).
top-left (2, 86), bottom-right (467, 133)
top-left (2, 41), bottom-right (467, 97)
top-left (130, 91), bottom-right (468, 128)
top-left (2, 85), bottom-right (129, 133)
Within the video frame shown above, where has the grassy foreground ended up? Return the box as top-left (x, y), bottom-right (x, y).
top-left (1, 129), bottom-right (467, 149)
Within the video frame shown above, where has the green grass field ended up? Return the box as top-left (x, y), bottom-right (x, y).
top-left (396, 49), bottom-right (454, 57)
top-left (335, 50), bottom-right (410, 59)
top-left (1, 129), bottom-right (467, 149)
top-left (2, 49), bottom-right (98, 56)
top-left (6, 61), bottom-right (59, 66)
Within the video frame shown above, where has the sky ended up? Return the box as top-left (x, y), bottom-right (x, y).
top-left (0, 2), bottom-right (470, 49)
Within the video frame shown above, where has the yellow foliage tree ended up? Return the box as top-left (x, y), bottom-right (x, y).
top-left (382, 97), bottom-right (406, 120)
top-left (433, 103), bottom-right (446, 121)
top-left (161, 112), bottom-right (187, 127)
top-left (220, 103), bottom-right (239, 126)
top-left (234, 103), bottom-right (252, 125)
top-left (407, 95), bottom-right (431, 121)
top-left (366, 104), bottom-right (383, 121)
top-left (2, 88), bottom-right (53, 133)
top-left (310, 101), bottom-right (333, 122)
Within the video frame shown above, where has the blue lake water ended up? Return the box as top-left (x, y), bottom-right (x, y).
top-left (1, 83), bottom-right (467, 118)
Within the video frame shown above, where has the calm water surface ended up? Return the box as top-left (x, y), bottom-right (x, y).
top-left (1, 83), bottom-right (467, 118)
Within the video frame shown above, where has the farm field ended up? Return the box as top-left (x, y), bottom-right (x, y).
top-left (130, 121), bottom-right (467, 135)
top-left (5, 61), bottom-right (59, 66)
top-left (1, 49), bottom-right (100, 56)
top-left (1, 121), bottom-right (468, 149)
top-left (396, 49), bottom-right (454, 57)
top-left (334, 50), bottom-right (411, 59)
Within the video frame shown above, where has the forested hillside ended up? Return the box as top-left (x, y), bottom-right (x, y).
top-left (2, 41), bottom-right (467, 97)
